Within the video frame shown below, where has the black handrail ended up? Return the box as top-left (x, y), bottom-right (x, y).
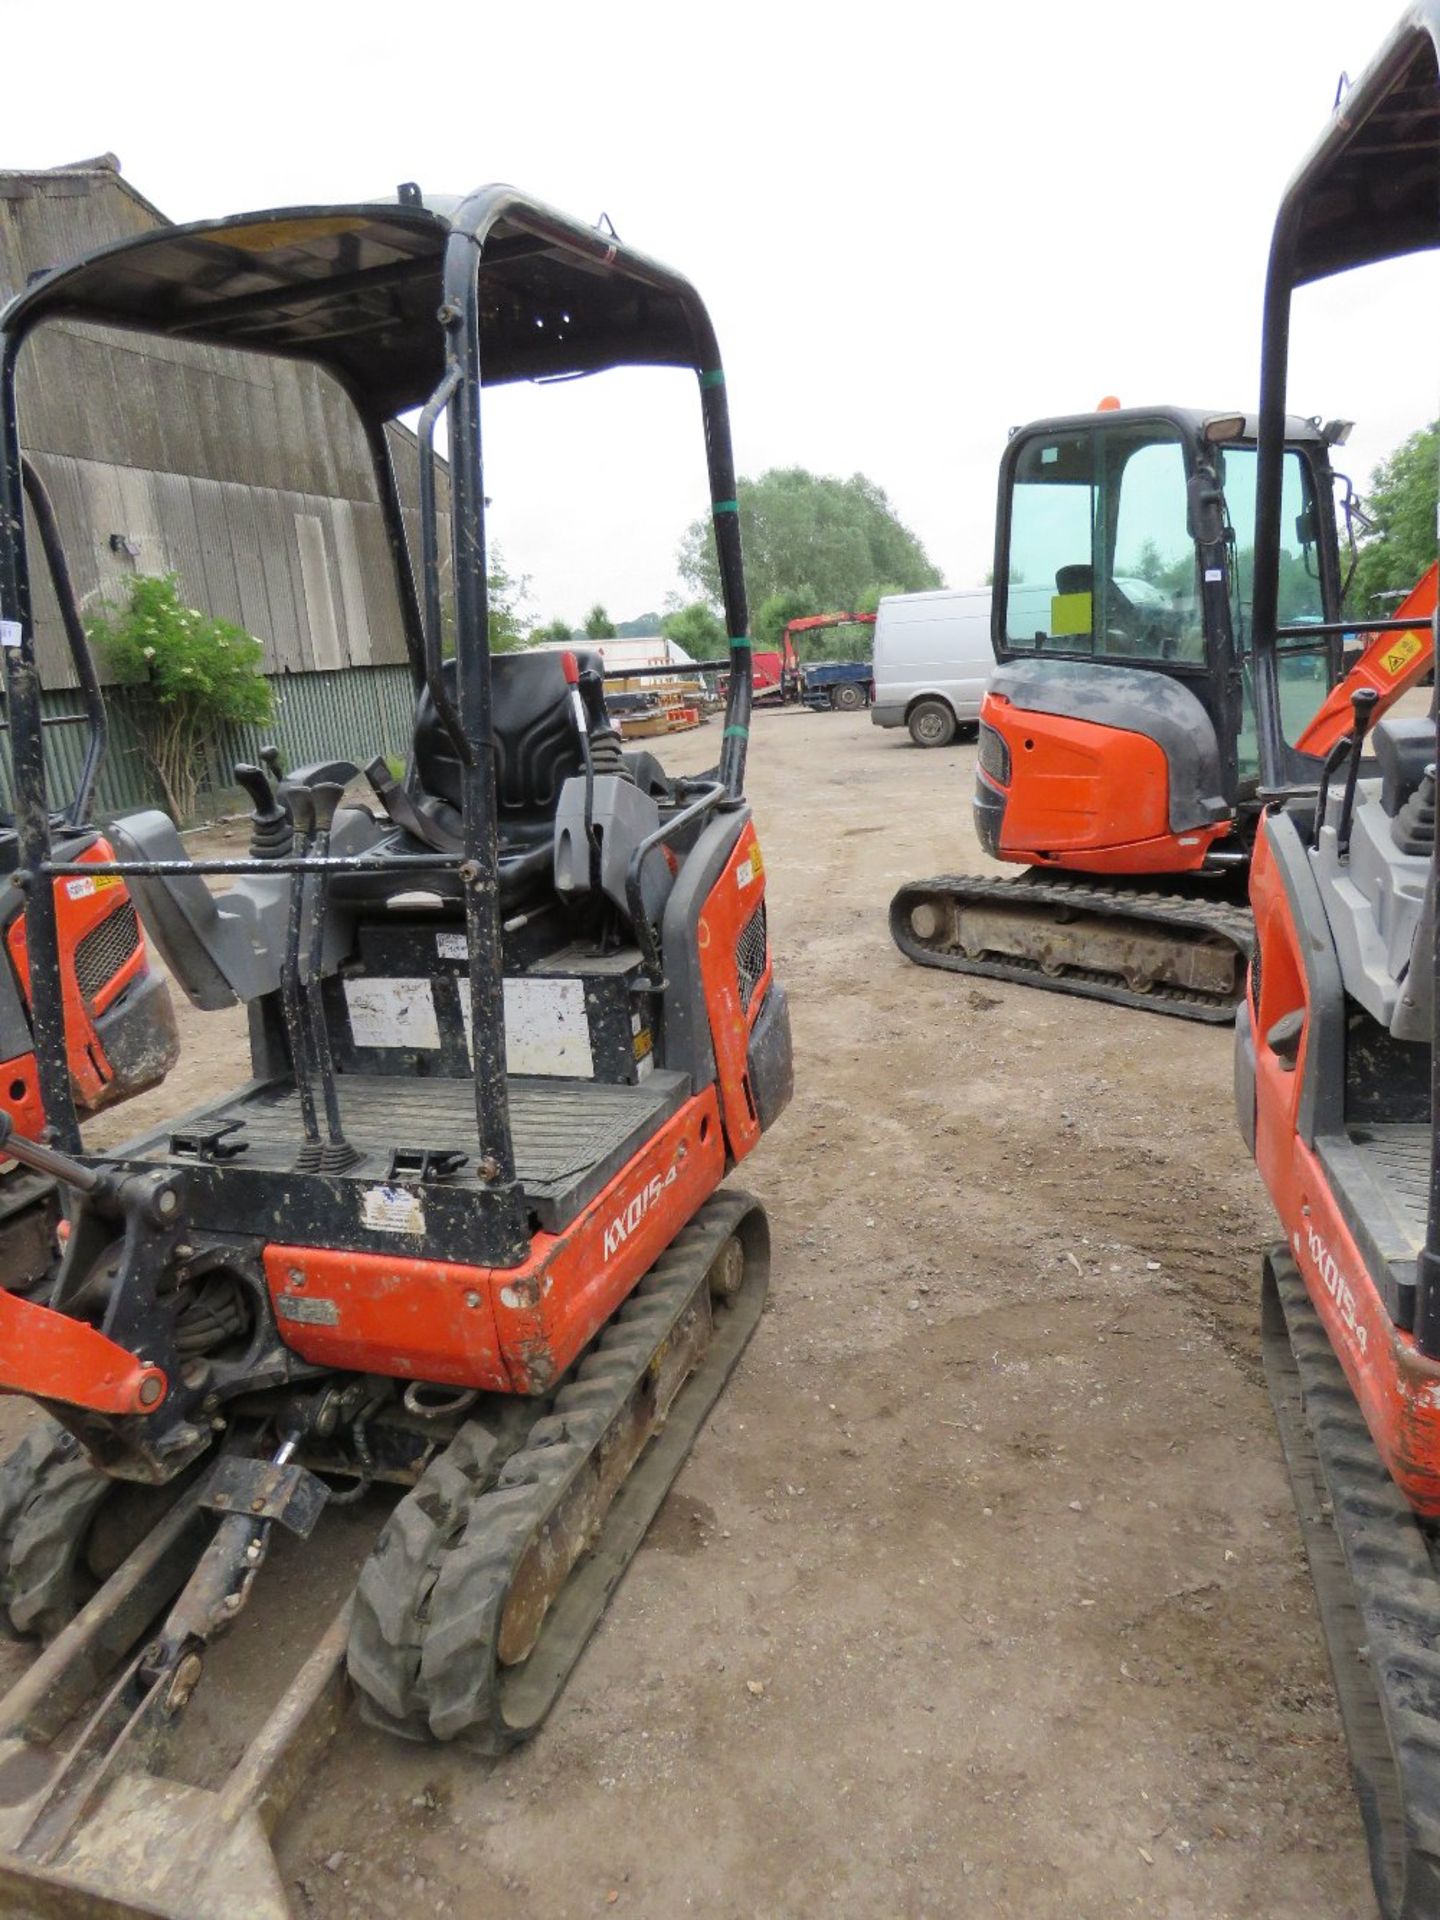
top-left (19, 459), bottom-right (106, 827)
top-left (416, 364), bottom-right (469, 770)
top-left (624, 780), bottom-right (727, 984)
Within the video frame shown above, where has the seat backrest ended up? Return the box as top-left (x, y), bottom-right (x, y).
top-left (413, 649), bottom-right (607, 827)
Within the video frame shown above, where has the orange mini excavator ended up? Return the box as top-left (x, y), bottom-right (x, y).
top-left (890, 398), bottom-right (1436, 1022)
top-left (1236, 8), bottom-right (1440, 1912)
top-left (0, 183), bottom-right (789, 1919)
top-left (0, 461), bottom-right (178, 1289)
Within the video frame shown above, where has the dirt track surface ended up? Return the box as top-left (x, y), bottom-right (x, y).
top-left (0, 710), bottom-right (1376, 1917)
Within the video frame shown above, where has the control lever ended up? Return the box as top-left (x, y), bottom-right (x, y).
top-left (260, 743), bottom-right (285, 783)
top-left (277, 781), bottom-right (322, 1170)
top-left (304, 781), bottom-right (360, 1172)
top-left (233, 762), bottom-right (291, 860)
top-left (1336, 685), bottom-right (1381, 861)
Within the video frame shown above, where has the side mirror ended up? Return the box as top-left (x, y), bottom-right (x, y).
top-left (1186, 462), bottom-right (1226, 547)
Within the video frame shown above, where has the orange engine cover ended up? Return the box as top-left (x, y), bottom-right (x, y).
top-left (983, 694), bottom-right (1227, 874)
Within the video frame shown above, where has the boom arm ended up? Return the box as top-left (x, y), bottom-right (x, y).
top-left (1295, 562), bottom-right (1438, 757)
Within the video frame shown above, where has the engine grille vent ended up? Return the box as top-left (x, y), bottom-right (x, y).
top-left (74, 900), bottom-right (141, 1004)
top-left (735, 900), bottom-right (768, 1015)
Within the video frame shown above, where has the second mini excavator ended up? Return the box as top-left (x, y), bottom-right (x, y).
top-left (890, 402), bottom-right (1436, 1021)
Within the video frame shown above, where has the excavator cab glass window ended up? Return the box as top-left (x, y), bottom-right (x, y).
top-left (1002, 422), bottom-right (1203, 667)
top-left (1217, 444), bottom-right (1331, 780)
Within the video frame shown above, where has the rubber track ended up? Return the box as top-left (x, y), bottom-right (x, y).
top-left (889, 871), bottom-right (1253, 1024)
top-left (1263, 1249), bottom-right (1440, 1918)
top-left (347, 1187), bottom-right (767, 1754)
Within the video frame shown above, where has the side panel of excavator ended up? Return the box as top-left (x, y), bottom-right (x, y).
top-left (975, 689), bottom-right (1230, 874)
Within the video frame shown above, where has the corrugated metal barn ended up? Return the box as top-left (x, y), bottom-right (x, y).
top-left (0, 156), bottom-right (442, 817)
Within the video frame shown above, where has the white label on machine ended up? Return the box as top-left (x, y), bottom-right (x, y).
top-left (0, 621), bottom-right (20, 650)
top-left (436, 931), bottom-right (467, 961)
top-left (360, 1185), bottom-right (426, 1235)
top-left (1203, 568), bottom-right (1223, 583)
top-left (504, 976), bottom-right (593, 1076)
top-left (344, 977), bottom-right (441, 1051)
top-left (736, 857), bottom-right (755, 890)
top-left (458, 976), bottom-right (594, 1077)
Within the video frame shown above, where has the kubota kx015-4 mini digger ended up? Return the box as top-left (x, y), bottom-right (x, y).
top-left (0, 185), bottom-right (791, 1919)
top-left (890, 402), bottom-right (1437, 1022)
top-left (1235, 8), bottom-right (1440, 1912)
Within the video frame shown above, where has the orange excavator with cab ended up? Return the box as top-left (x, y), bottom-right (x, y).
top-left (890, 399), bottom-right (1436, 1021)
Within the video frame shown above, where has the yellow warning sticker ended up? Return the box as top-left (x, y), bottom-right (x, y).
top-left (1379, 631), bottom-right (1424, 678)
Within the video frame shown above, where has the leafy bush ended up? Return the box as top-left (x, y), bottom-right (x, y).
top-left (87, 573), bottom-right (272, 823)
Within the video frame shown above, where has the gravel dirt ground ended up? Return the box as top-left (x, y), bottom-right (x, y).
top-left (0, 707), bottom-right (1378, 1918)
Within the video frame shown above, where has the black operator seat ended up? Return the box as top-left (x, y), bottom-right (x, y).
top-left (413, 648), bottom-right (606, 846)
top-left (347, 648), bottom-right (611, 912)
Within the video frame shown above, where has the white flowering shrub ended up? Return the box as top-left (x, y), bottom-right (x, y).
top-left (87, 573), bottom-right (272, 822)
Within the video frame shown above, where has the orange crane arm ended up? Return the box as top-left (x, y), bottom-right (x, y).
top-left (780, 611), bottom-right (876, 674)
top-left (1296, 561), bottom-right (1437, 757)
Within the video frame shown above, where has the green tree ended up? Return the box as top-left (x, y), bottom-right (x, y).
top-left (754, 585), bottom-right (820, 650)
top-left (487, 546), bottom-right (530, 653)
top-left (87, 573), bottom-right (272, 823)
top-left (533, 616), bottom-right (575, 644)
top-left (616, 611), bottom-right (663, 637)
top-left (1346, 419), bottom-right (1438, 617)
top-left (678, 468), bottom-right (942, 612)
top-left (585, 603), bottom-right (618, 639)
top-left (660, 600), bottom-right (725, 656)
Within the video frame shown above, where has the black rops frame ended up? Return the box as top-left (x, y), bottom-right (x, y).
top-left (0, 187), bottom-right (755, 1193)
top-left (1249, 4), bottom-right (1440, 1347)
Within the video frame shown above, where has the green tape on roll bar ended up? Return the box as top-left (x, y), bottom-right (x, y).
top-left (713, 499), bottom-right (738, 514)
top-left (724, 725), bottom-right (750, 740)
top-left (729, 635), bottom-right (751, 649)
top-left (699, 369), bottom-right (726, 389)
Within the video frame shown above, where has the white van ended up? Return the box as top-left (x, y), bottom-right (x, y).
top-left (870, 587), bottom-right (995, 747)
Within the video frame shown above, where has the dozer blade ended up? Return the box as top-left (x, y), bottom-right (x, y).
top-left (1263, 1249), bottom-right (1440, 1919)
top-left (889, 871), bottom-right (1253, 1023)
top-left (0, 1602), bottom-right (350, 1920)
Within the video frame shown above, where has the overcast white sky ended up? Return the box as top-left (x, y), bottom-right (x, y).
top-left (4, 0), bottom-right (1435, 626)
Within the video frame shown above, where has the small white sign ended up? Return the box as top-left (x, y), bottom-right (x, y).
top-left (736, 858), bottom-right (755, 890)
top-left (65, 876), bottom-right (97, 900)
top-left (360, 1184), bottom-right (426, 1235)
top-left (1203, 568), bottom-right (1224, 583)
top-left (345, 977), bottom-right (441, 1050)
top-left (436, 930), bottom-right (467, 961)
top-left (0, 621), bottom-right (20, 650)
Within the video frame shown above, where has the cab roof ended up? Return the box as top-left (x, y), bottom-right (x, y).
top-left (1279, 3), bottom-right (1440, 286)
top-left (0, 187), bottom-right (706, 419)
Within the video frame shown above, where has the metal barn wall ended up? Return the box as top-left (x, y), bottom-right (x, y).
top-left (0, 161), bottom-right (458, 818)
top-left (0, 666), bottom-right (420, 821)
top-left (1, 163), bottom-right (439, 695)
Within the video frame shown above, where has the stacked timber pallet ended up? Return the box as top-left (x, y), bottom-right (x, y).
top-left (608, 674), bottom-right (705, 738)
